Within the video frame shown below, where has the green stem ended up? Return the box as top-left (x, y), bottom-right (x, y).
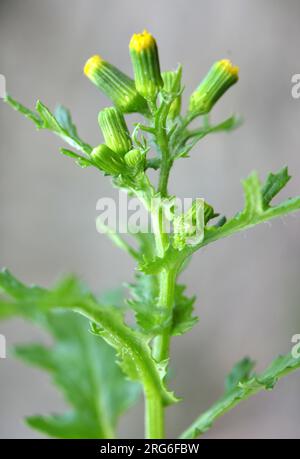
top-left (144, 268), bottom-right (176, 439)
top-left (145, 390), bottom-right (165, 438)
top-left (144, 96), bottom-right (177, 439)
top-left (158, 157), bottom-right (172, 197)
top-left (155, 104), bottom-right (172, 197)
top-left (152, 269), bottom-right (176, 362)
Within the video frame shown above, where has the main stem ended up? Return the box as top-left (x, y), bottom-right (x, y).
top-left (144, 99), bottom-right (176, 439)
top-left (144, 269), bottom-right (176, 439)
top-left (152, 269), bottom-right (176, 361)
top-left (145, 390), bottom-right (165, 439)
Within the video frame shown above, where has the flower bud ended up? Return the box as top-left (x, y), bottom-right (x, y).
top-left (84, 55), bottom-right (148, 114)
top-left (189, 59), bottom-right (239, 115)
top-left (161, 71), bottom-right (181, 119)
top-left (98, 107), bottom-right (132, 155)
top-left (173, 199), bottom-right (204, 250)
top-left (124, 149), bottom-right (145, 175)
top-left (129, 30), bottom-right (163, 101)
top-left (91, 144), bottom-right (125, 176)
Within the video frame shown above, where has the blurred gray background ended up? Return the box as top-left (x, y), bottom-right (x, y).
top-left (1, 0), bottom-right (300, 439)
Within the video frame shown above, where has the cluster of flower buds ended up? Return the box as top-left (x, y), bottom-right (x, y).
top-left (84, 29), bottom-right (163, 112)
top-left (84, 31), bottom-right (164, 179)
top-left (173, 200), bottom-right (219, 250)
top-left (84, 31), bottom-right (238, 182)
top-left (91, 107), bottom-right (145, 178)
top-left (173, 199), bottom-right (205, 250)
top-left (189, 59), bottom-right (239, 116)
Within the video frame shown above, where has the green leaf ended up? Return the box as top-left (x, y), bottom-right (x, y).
top-left (4, 94), bottom-right (43, 127)
top-left (88, 311), bottom-right (178, 406)
top-left (176, 115), bottom-right (242, 158)
top-left (138, 245), bottom-right (184, 275)
top-left (146, 157), bottom-right (161, 170)
top-left (261, 167), bottom-right (291, 208)
top-left (27, 413), bottom-right (103, 439)
top-left (0, 271), bottom-right (140, 438)
top-left (127, 273), bottom-right (170, 335)
top-left (60, 148), bottom-right (93, 168)
top-left (4, 95), bottom-right (92, 155)
top-left (36, 100), bottom-right (92, 154)
top-left (188, 168), bottom-right (300, 254)
top-left (15, 311), bottom-right (139, 438)
top-left (171, 284), bottom-right (198, 336)
top-left (224, 357), bottom-right (255, 393)
top-left (207, 114), bottom-right (242, 133)
top-left (0, 270), bottom-right (178, 429)
top-left (54, 105), bottom-right (78, 138)
top-left (96, 220), bottom-right (140, 260)
top-left (135, 232), bottom-right (156, 261)
top-left (180, 352), bottom-right (300, 439)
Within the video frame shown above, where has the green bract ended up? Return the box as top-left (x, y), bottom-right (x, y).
top-left (98, 107), bottom-right (132, 155)
top-left (2, 29), bottom-right (300, 440)
top-left (84, 55), bottom-right (148, 114)
top-left (91, 144), bottom-right (126, 176)
top-left (129, 30), bottom-right (163, 101)
top-left (189, 59), bottom-right (239, 115)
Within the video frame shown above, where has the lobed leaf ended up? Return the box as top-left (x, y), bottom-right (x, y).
top-left (0, 270), bottom-right (139, 438)
top-left (171, 284), bottom-right (198, 336)
top-left (180, 352), bottom-right (300, 439)
top-left (4, 95), bottom-right (92, 155)
top-left (127, 273), bottom-right (170, 335)
top-left (0, 269), bottom-right (178, 438)
top-left (187, 168), bottom-right (300, 254)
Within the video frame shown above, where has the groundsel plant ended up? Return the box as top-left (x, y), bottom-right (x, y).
top-left (1, 30), bottom-right (300, 439)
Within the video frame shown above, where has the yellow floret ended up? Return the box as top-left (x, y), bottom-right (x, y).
top-left (129, 30), bottom-right (155, 52)
top-left (217, 59), bottom-right (239, 77)
top-left (84, 55), bottom-right (104, 76)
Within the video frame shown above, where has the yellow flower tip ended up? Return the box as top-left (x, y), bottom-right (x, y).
top-left (84, 55), bottom-right (104, 76)
top-left (129, 29), bottom-right (156, 53)
top-left (217, 59), bottom-right (239, 78)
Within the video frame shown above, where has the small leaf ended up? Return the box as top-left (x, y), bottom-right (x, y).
top-left (4, 94), bottom-right (42, 128)
top-left (261, 167), bottom-right (291, 208)
top-left (188, 168), bottom-right (300, 254)
top-left (146, 157), bottom-right (161, 170)
top-left (60, 148), bottom-right (93, 168)
top-left (127, 273), bottom-right (170, 334)
top-left (208, 114), bottom-right (242, 133)
top-left (138, 246), bottom-right (183, 275)
top-left (36, 100), bottom-right (62, 132)
top-left (171, 284), bottom-right (198, 336)
top-left (54, 105), bottom-right (78, 138)
top-left (225, 357), bottom-right (255, 393)
top-left (180, 352), bottom-right (300, 439)
top-left (5, 95), bottom-right (92, 155)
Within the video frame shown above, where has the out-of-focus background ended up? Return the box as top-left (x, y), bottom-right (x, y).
top-left (1, 0), bottom-right (300, 439)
